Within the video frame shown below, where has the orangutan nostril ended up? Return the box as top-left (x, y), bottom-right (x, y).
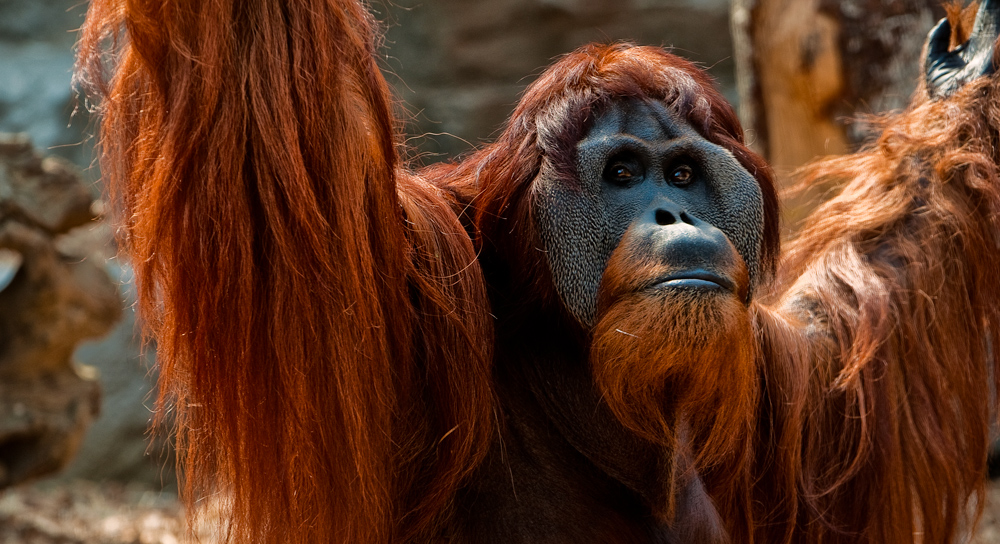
top-left (655, 209), bottom-right (676, 226)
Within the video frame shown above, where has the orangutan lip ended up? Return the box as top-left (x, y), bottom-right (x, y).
top-left (653, 270), bottom-right (735, 293)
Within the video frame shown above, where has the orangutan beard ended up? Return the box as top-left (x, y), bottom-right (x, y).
top-left (589, 243), bottom-right (760, 477)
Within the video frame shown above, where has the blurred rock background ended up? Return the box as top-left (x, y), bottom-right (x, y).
top-left (0, 134), bottom-right (119, 490)
top-left (0, 0), bottom-right (94, 169)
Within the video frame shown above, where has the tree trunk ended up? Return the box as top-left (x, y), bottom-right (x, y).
top-left (731, 0), bottom-right (944, 229)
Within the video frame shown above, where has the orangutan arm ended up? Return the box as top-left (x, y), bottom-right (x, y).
top-left (751, 6), bottom-right (1000, 542)
top-left (74, 2), bottom-right (495, 543)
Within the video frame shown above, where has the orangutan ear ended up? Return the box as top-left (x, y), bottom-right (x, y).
top-left (925, 0), bottom-right (1000, 100)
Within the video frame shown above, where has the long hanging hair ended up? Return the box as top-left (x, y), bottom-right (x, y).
top-left (75, 1), bottom-right (495, 542)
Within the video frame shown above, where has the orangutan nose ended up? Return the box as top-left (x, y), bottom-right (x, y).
top-left (641, 200), bottom-right (730, 259)
top-left (653, 208), bottom-right (696, 227)
top-left (629, 198), bottom-right (746, 298)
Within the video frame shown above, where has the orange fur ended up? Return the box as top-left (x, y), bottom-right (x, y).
top-left (76, 1), bottom-right (494, 542)
top-left (946, 1), bottom-right (981, 48)
top-left (76, 1), bottom-right (1000, 543)
top-left (591, 232), bottom-right (758, 531)
top-left (751, 64), bottom-right (1000, 544)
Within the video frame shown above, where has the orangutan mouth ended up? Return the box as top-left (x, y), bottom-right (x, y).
top-left (654, 270), bottom-right (736, 294)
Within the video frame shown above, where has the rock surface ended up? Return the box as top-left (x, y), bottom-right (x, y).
top-left (0, 134), bottom-right (119, 489)
top-left (62, 262), bottom-right (172, 487)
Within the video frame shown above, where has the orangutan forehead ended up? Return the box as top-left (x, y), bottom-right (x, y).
top-left (585, 99), bottom-right (698, 143)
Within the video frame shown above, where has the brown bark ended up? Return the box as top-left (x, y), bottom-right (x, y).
top-left (731, 0), bottom-right (944, 229)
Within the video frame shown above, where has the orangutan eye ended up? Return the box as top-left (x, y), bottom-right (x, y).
top-left (670, 164), bottom-right (694, 186)
top-left (612, 164), bottom-right (633, 179)
top-left (603, 156), bottom-right (644, 187)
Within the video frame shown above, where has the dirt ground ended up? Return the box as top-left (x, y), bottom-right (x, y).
top-left (2, 479), bottom-right (1000, 543)
top-left (0, 481), bottom-right (218, 544)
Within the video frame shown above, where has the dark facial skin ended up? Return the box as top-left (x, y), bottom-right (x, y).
top-left (534, 98), bottom-right (765, 325)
